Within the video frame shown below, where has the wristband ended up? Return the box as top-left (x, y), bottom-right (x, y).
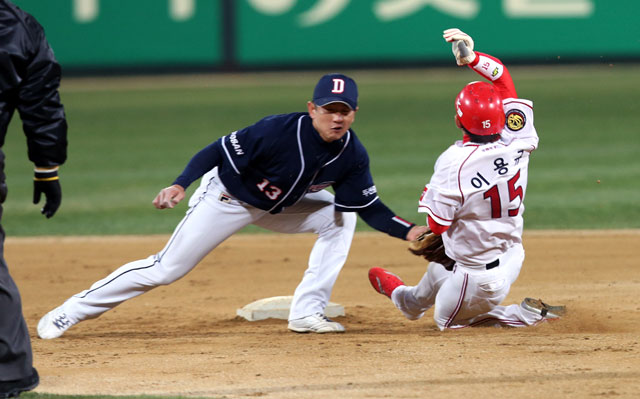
top-left (34, 167), bottom-right (59, 181)
top-left (388, 217), bottom-right (415, 240)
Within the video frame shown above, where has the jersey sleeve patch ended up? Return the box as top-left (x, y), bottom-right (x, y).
top-left (506, 109), bottom-right (526, 131)
top-left (473, 54), bottom-right (504, 81)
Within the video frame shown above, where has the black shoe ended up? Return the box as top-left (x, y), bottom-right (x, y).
top-left (0, 368), bottom-right (39, 398)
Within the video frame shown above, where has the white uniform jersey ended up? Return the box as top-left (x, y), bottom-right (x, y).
top-left (419, 98), bottom-right (538, 266)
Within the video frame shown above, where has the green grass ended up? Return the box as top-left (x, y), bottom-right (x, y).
top-left (2, 65), bottom-right (639, 236)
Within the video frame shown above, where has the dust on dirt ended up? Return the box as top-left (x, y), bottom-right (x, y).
top-left (8, 231), bottom-right (640, 398)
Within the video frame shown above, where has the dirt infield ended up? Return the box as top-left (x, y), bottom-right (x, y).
top-left (8, 231), bottom-right (640, 398)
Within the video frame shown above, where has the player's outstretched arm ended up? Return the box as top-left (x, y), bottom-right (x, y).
top-left (355, 200), bottom-right (425, 241)
top-left (153, 184), bottom-right (185, 209)
top-left (442, 28), bottom-right (517, 99)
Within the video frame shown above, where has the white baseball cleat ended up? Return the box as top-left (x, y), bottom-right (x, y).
top-left (37, 305), bottom-right (75, 339)
top-left (521, 297), bottom-right (566, 319)
top-left (288, 312), bottom-right (345, 333)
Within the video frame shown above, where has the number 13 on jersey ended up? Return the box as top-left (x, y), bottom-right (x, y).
top-left (257, 178), bottom-right (283, 200)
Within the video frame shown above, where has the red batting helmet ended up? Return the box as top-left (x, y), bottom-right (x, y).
top-left (455, 81), bottom-right (505, 135)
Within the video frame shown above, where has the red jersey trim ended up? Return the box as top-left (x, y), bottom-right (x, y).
top-left (503, 99), bottom-right (533, 110)
top-left (445, 273), bottom-right (468, 328)
top-left (423, 205), bottom-right (453, 223)
top-left (457, 146), bottom-right (480, 205)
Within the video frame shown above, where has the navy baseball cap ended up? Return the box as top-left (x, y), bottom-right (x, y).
top-left (313, 73), bottom-right (358, 110)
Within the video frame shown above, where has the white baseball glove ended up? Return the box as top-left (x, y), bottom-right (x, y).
top-left (443, 28), bottom-right (476, 66)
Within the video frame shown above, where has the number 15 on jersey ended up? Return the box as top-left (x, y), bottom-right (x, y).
top-left (471, 169), bottom-right (524, 219)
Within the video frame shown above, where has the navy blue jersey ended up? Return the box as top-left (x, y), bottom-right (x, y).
top-left (173, 112), bottom-right (415, 238)
top-left (217, 112), bottom-right (377, 213)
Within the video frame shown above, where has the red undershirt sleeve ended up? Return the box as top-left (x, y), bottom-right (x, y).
top-left (468, 51), bottom-right (517, 99)
top-left (427, 215), bottom-right (449, 235)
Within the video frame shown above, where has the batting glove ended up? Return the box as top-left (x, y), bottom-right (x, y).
top-left (443, 28), bottom-right (476, 66)
top-left (33, 167), bottom-right (62, 218)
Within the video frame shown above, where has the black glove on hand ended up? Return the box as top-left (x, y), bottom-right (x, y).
top-left (33, 167), bottom-right (62, 218)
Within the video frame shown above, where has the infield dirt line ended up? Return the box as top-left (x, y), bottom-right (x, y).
top-left (6, 229), bottom-right (640, 244)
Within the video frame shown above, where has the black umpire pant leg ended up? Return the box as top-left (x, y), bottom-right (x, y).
top-left (0, 154), bottom-right (34, 381)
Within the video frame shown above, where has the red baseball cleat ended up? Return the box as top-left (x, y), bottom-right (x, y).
top-left (368, 267), bottom-right (405, 299)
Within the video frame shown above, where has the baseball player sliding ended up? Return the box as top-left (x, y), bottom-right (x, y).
top-left (369, 29), bottom-right (566, 329)
top-left (37, 73), bottom-right (427, 338)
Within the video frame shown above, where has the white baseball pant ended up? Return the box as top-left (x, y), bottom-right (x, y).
top-left (60, 168), bottom-right (357, 324)
top-left (392, 244), bottom-right (544, 329)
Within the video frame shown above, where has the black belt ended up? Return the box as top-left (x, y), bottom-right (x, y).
top-left (486, 259), bottom-right (500, 270)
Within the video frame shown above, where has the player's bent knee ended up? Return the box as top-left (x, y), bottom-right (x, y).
top-left (331, 211), bottom-right (356, 236)
top-left (317, 210), bottom-right (356, 236)
top-left (433, 313), bottom-right (450, 331)
top-left (434, 318), bottom-right (448, 331)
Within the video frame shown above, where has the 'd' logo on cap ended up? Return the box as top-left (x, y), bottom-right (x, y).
top-left (313, 73), bottom-right (358, 110)
top-left (332, 79), bottom-right (345, 94)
